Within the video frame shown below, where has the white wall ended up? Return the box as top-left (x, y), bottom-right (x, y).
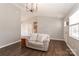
top-left (64, 3), bottom-right (79, 56)
top-left (0, 4), bottom-right (21, 48)
top-left (37, 16), bottom-right (64, 40)
top-left (21, 15), bottom-right (64, 40)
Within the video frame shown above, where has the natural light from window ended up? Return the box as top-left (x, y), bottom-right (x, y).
top-left (21, 23), bottom-right (32, 36)
top-left (69, 9), bottom-right (79, 40)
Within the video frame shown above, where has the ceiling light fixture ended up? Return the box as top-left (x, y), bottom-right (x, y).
top-left (26, 3), bottom-right (38, 13)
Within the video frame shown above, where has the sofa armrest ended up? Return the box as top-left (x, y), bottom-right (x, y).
top-left (43, 37), bottom-right (50, 51)
top-left (43, 36), bottom-right (50, 42)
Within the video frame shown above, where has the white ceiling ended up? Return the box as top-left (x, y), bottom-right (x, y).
top-left (14, 3), bottom-right (75, 19)
top-left (36, 3), bottom-right (75, 19)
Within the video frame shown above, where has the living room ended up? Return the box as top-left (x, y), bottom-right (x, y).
top-left (0, 2), bottom-right (79, 56)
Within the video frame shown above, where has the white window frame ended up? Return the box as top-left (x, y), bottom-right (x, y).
top-left (69, 23), bottom-right (79, 40)
top-left (69, 10), bottom-right (79, 40)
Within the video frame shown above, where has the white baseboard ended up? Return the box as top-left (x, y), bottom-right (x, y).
top-left (50, 38), bottom-right (64, 41)
top-left (0, 40), bottom-right (20, 49)
top-left (51, 38), bottom-right (77, 56)
top-left (66, 43), bottom-right (77, 56)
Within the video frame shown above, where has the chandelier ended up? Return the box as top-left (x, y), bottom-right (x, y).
top-left (26, 3), bottom-right (38, 13)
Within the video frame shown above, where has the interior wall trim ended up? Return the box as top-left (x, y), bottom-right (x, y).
top-left (0, 40), bottom-right (20, 49)
top-left (50, 38), bottom-right (64, 41)
top-left (66, 42), bottom-right (77, 56)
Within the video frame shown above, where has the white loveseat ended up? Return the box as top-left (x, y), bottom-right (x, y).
top-left (27, 33), bottom-right (50, 51)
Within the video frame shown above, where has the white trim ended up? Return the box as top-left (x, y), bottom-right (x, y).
top-left (0, 40), bottom-right (20, 49)
top-left (50, 38), bottom-right (64, 41)
top-left (51, 38), bottom-right (77, 56)
top-left (66, 42), bottom-right (77, 56)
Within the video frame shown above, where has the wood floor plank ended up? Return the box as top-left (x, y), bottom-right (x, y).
top-left (0, 40), bottom-right (74, 56)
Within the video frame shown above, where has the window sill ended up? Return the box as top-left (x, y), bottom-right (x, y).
top-left (69, 35), bottom-right (79, 40)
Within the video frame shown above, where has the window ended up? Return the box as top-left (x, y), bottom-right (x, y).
top-left (69, 9), bottom-right (79, 40)
top-left (64, 21), bottom-right (66, 27)
top-left (21, 23), bottom-right (32, 36)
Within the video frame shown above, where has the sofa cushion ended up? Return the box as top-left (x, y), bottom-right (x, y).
top-left (30, 33), bottom-right (37, 41)
top-left (36, 34), bottom-right (44, 43)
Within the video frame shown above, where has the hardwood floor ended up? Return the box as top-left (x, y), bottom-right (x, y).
top-left (0, 40), bottom-right (74, 56)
